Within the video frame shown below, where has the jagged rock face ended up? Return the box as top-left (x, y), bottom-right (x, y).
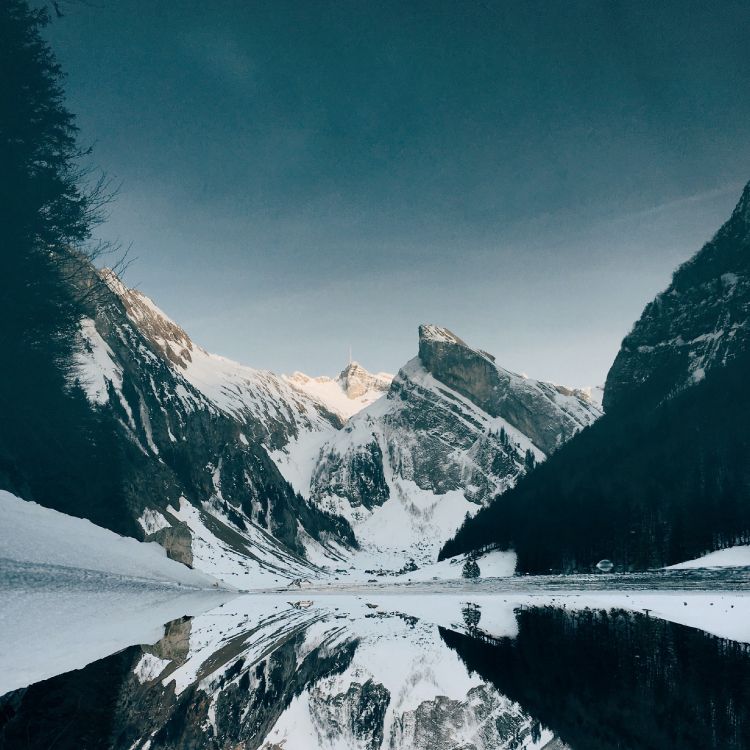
top-left (304, 329), bottom-right (600, 565)
top-left (604, 181), bottom-right (750, 413)
top-left (382, 364), bottom-right (531, 499)
top-left (391, 684), bottom-right (543, 750)
top-left (337, 362), bottom-right (392, 400)
top-left (313, 360), bottom-right (529, 507)
top-left (68, 264), bottom-right (355, 581)
top-left (313, 439), bottom-right (390, 510)
top-left (419, 324), bottom-right (600, 455)
top-left (102, 270), bottom-right (195, 370)
top-left (309, 679), bottom-right (390, 750)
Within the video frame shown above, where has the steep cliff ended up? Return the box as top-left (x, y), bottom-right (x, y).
top-left (288, 326), bottom-right (600, 569)
top-left (604, 181), bottom-right (750, 412)
top-left (441, 181), bottom-right (750, 571)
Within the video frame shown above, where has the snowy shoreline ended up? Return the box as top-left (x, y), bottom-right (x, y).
top-left (0, 490), bottom-right (224, 590)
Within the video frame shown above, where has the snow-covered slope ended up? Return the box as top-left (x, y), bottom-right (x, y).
top-left (667, 545), bottom-right (750, 569)
top-left (166, 496), bottom-right (350, 588)
top-left (103, 269), bottom-right (342, 448)
top-left (285, 361), bottom-right (392, 421)
top-left (98, 595), bottom-right (565, 750)
top-left (62, 265), bottom-right (357, 585)
top-left (276, 325), bottom-right (601, 571)
top-left (0, 488), bottom-right (231, 695)
top-left (0, 490), bottom-right (218, 587)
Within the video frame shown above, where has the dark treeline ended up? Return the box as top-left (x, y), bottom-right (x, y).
top-left (441, 607), bottom-right (750, 750)
top-left (0, 0), bottom-right (132, 532)
top-left (0, 647), bottom-right (137, 750)
top-left (440, 348), bottom-right (750, 571)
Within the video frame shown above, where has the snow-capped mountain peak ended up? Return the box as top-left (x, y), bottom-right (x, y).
top-left (100, 269), bottom-right (342, 448)
top-left (336, 360), bottom-right (392, 399)
top-left (285, 361), bottom-right (392, 421)
top-left (294, 324), bottom-right (602, 571)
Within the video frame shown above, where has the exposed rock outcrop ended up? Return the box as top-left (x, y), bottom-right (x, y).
top-left (419, 324), bottom-right (600, 455)
top-left (303, 326), bottom-right (600, 567)
top-left (604, 180), bottom-right (750, 413)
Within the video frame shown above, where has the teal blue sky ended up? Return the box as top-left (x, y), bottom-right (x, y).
top-left (45, 0), bottom-right (750, 385)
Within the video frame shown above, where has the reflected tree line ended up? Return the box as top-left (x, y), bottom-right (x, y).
top-left (3, 605), bottom-right (750, 749)
top-left (442, 606), bottom-right (750, 750)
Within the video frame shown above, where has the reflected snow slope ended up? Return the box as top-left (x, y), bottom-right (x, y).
top-left (2, 579), bottom-right (750, 749)
top-left (0, 559), bottom-right (231, 696)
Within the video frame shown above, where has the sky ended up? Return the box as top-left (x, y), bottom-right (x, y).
top-left (44, 0), bottom-right (750, 385)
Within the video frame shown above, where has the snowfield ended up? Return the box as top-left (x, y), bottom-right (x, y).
top-left (0, 490), bottom-right (234, 695)
top-left (667, 545), bottom-right (750, 569)
top-left (0, 490), bottom-right (219, 587)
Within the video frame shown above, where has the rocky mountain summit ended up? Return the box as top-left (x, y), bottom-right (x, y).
top-left (285, 361), bottom-right (392, 421)
top-left (300, 324), bottom-right (601, 567)
top-left (419, 324), bottom-right (601, 454)
top-left (337, 361), bottom-right (392, 400)
top-left (604, 180), bottom-right (750, 413)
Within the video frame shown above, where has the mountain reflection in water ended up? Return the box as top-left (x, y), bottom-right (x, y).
top-left (1, 594), bottom-right (749, 750)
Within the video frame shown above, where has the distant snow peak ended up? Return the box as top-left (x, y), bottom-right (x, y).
top-left (336, 360), bottom-right (392, 399)
top-left (285, 361), bottom-right (392, 421)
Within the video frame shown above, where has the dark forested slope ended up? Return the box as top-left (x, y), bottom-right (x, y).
top-left (441, 350), bottom-right (750, 571)
top-left (0, 1), bottom-right (354, 571)
top-left (441, 181), bottom-right (750, 571)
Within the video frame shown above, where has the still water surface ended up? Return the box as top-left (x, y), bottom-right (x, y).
top-left (1, 586), bottom-right (749, 749)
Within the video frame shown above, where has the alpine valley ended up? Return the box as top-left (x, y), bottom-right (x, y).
top-left (1, 256), bottom-right (602, 587)
top-left (5, 4), bottom-right (750, 749)
top-left (5, 184), bottom-right (750, 586)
